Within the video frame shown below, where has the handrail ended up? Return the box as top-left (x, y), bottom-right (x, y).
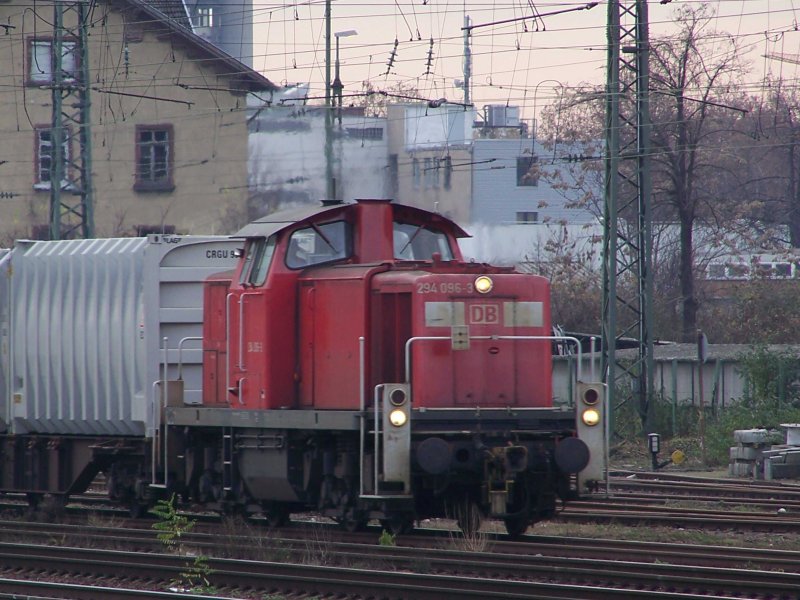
top-left (404, 334), bottom-right (584, 386)
top-left (237, 377), bottom-right (246, 406)
top-left (150, 380), bottom-right (160, 486)
top-left (177, 336), bottom-right (203, 380)
top-left (358, 337), bottom-right (366, 496)
top-left (225, 293), bottom-right (234, 403)
top-left (162, 336), bottom-right (169, 489)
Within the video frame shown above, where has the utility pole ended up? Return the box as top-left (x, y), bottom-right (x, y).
top-left (324, 0), bottom-right (335, 200)
top-left (602, 1), bottom-right (654, 431)
top-left (50, 0), bottom-right (94, 240)
top-left (462, 15), bottom-right (471, 106)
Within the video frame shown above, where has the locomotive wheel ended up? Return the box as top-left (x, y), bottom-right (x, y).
top-left (338, 509), bottom-right (368, 532)
top-left (503, 515), bottom-right (530, 539)
top-left (25, 493), bottom-right (42, 509)
top-left (262, 503), bottom-right (290, 528)
top-left (129, 501), bottom-right (148, 519)
top-left (45, 495), bottom-right (68, 520)
top-left (379, 514), bottom-right (414, 535)
top-left (25, 493), bottom-right (43, 519)
top-left (342, 518), bottom-right (368, 532)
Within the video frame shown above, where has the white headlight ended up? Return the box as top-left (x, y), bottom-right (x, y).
top-left (581, 408), bottom-right (600, 427)
top-left (474, 276), bottom-right (493, 294)
top-left (389, 409), bottom-right (408, 427)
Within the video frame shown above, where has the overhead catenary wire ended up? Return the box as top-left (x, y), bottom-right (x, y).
top-left (1, 1), bottom-right (798, 210)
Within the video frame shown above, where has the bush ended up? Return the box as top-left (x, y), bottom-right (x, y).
top-left (611, 346), bottom-right (800, 467)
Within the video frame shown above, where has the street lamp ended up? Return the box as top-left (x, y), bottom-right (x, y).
top-left (333, 29), bottom-right (357, 124)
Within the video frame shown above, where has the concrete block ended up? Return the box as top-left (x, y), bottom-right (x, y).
top-left (728, 461), bottom-right (757, 478)
top-left (734, 429), bottom-right (771, 445)
top-left (729, 446), bottom-right (764, 461)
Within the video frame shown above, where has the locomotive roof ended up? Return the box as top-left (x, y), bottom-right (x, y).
top-left (234, 200), bottom-right (470, 239)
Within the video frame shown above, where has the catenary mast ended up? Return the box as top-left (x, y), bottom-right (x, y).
top-left (50, 0), bottom-right (94, 240)
top-left (602, 0), bottom-right (654, 432)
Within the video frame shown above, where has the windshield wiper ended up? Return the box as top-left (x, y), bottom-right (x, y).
top-left (398, 223), bottom-right (426, 256)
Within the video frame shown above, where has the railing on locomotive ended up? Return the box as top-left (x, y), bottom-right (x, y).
top-left (403, 334), bottom-right (588, 385)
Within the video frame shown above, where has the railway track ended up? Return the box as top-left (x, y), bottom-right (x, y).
top-left (539, 472), bottom-right (800, 530)
top-left (560, 501), bottom-right (800, 531)
top-left (609, 471), bottom-right (800, 502)
top-left (1, 470), bottom-right (799, 598)
top-left (0, 536), bottom-right (795, 599)
top-left (4, 516), bottom-right (800, 571)
top-left (0, 517), bottom-right (797, 599)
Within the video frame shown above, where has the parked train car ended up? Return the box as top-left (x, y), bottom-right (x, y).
top-left (0, 200), bottom-right (605, 537)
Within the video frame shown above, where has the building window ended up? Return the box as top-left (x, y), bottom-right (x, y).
top-left (195, 6), bottom-right (214, 27)
top-left (412, 158), bottom-right (420, 189)
top-left (516, 156), bottom-right (539, 187)
top-left (28, 38), bottom-right (77, 85)
top-left (423, 157), bottom-right (439, 189)
top-left (135, 125), bottom-right (174, 192)
top-left (516, 211), bottom-right (539, 224)
top-left (345, 127), bottom-right (384, 140)
top-left (34, 126), bottom-right (70, 190)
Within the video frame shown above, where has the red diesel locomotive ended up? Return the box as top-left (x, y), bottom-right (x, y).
top-left (0, 199), bottom-right (603, 537)
top-left (169, 199), bottom-right (601, 535)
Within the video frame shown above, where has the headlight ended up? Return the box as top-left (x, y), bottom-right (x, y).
top-left (389, 388), bottom-right (407, 406)
top-left (474, 275), bottom-right (493, 294)
top-left (581, 408), bottom-right (600, 427)
top-left (389, 409), bottom-right (408, 427)
top-left (582, 387), bottom-right (600, 406)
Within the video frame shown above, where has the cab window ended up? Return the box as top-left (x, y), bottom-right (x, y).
top-left (286, 221), bottom-right (351, 269)
top-left (393, 222), bottom-right (454, 261)
top-left (238, 237), bottom-right (276, 286)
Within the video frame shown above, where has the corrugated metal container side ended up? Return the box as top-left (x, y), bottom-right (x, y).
top-left (3, 235), bottom-right (239, 437)
top-left (0, 249), bottom-right (9, 433)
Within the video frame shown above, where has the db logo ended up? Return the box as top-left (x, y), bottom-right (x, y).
top-left (469, 304), bottom-right (499, 324)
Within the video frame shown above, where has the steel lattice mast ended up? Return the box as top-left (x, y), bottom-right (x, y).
top-left (50, 0), bottom-right (94, 240)
top-left (602, 0), bottom-right (654, 431)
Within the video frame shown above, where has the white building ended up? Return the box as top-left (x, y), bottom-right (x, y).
top-left (248, 103), bottom-right (389, 216)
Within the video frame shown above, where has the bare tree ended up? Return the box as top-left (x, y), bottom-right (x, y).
top-left (540, 5), bottom-right (754, 341)
top-left (743, 85), bottom-right (800, 246)
top-left (358, 81), bottom-right (422, 118)
top-left (647, 3), bottom-right (752, 340)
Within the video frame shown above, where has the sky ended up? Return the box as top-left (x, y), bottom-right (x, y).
top-left (250, 1), bottom-right (800, 122)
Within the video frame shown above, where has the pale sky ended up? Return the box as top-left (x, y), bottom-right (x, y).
top-left (251, 1), bottom-right (800, 121)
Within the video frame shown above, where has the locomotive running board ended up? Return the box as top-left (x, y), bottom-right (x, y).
top-left (165, 407), bottom-right (361, 430)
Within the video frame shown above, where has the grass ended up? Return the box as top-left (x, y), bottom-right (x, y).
top-left (217, 516), bottom-right (293, 562)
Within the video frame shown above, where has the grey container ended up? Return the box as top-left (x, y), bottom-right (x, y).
top-left (1, 235), bottom-right (240, 437)
top-left (0, 249), bottom-right (9, 433)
